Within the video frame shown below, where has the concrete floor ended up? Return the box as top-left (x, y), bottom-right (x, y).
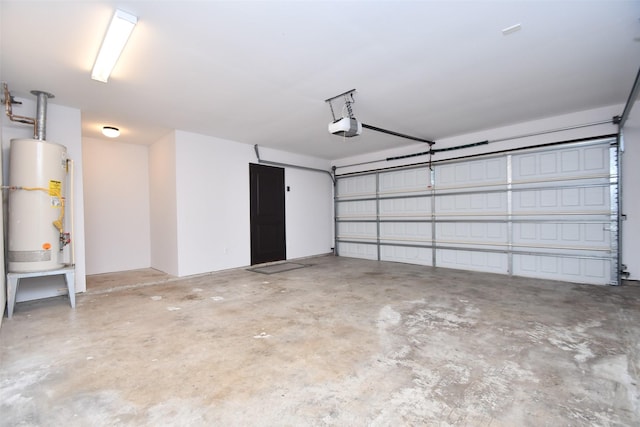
top-left (1, 255), bottom-right (639, 426)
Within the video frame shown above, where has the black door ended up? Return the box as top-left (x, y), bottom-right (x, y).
top-left (250, 163), bottom-right (286, 265)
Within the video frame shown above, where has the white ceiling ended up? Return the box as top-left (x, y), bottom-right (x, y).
top-left (1, 1), bottom-right (639, 160)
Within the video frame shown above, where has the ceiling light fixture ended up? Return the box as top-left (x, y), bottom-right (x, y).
top-left (102, 126), bottom-right (120, 138)
top-left (91, 9), bottom-right (138, 83)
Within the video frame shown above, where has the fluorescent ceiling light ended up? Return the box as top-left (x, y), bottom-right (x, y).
top-left (91, 9), bottom-right (137, 83)
top-left (102, 126), bottom-right (120, 138)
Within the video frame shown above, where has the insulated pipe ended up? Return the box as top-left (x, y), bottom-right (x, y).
top-left (31, 90), bottom-right (54, 141)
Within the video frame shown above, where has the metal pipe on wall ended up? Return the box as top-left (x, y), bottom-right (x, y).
top-left (3, 82), bottom-right (36, 138)
top-left (32, 90), bottom-right (54, 141)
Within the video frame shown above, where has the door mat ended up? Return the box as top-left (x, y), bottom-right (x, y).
top-left (248, 262), bottom-right (308, 275)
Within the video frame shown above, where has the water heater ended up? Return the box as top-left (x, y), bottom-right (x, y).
top-left (4, 87), bottom-right (71, 273)
top-left (8, 138), bottom-right (69, 272)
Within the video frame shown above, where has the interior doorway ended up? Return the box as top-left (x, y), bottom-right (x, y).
top-left (249, 163), bottom-right (286, 265)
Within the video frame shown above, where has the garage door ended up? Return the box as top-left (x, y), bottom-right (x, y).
top-left (335, 137), bottom-right (619, 285)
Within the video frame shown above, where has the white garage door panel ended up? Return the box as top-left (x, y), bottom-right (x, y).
top-left (513, 255), bottom-right (610, 285)
top-left (437, 249), bottom-right (508, 274)
top-left (437, 222), bottom-right (507, 245)
top-left (513, 223), bottom-right (610, 250)
top-left (512, 145), bottom-right (609, 180)
top-left (380, 222), bottom-right (431, 243)
top-left (379, 168), bottom-right (430, 195)
top-left (513, 186), bottom-right (609, 215)
top-left (379, 197), bottom-right (431, 218)
top-left (335, 138), bottom-right (617, 285)
top-left (336, 174), bottom-right (378, 254)
top-left (436, 157), bottom-right (507, 188)
top-left (378, 168), bottom-right (434, 265)
top-left (337, 175), bottom-right (376, 198)
top-left (336, 200), bottom-right (377, 218)
top-left (435, 158), bottom-right (507, 225)
top-left (381, 246), bottom-right (433, 266)
top-left (337, 242), bottom-right (377, 260)
top-left (337, 222), bottom-right (376, 241)
top-left (436, 193), bottom-right (507, 217)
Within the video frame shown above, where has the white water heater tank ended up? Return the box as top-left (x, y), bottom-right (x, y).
top-left (8, 138), bottom-right (69, 272)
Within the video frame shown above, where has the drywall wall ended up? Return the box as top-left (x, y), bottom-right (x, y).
top-left (332, 104), bottom-right (640, 280)
top-left (1, 97), bottom-right (87, 301)
top-left (174, 131), bottom-right (252, 276)
top-left (173, 131), bottom-right (333, 277)
top-left (82, 137), bottom-right (151, 275)
top-left (149, 131), bottom-right (179, 276)
top-left (284, 166), bottom-right (334, 259)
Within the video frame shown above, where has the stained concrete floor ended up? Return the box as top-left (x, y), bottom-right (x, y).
top-left (1, 255), bottom-right (639, 426)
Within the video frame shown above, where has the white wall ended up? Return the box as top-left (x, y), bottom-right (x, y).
top-left (333, 104), bottom-right (640, 280)
top-left (621, 101), bottom-right (640, 281)
top-left (284, 167), bottom-right (334, 259)
top-left (172, 131), bottom-right (333, 277)
top-left (1, 97), bottom-right (87, 301)
top-left (149, 132), bottom-right (179, 276)
top-left (174, 131), bottom-right (252, 276)
top-left (82, 137), bottom-right (150, 274)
